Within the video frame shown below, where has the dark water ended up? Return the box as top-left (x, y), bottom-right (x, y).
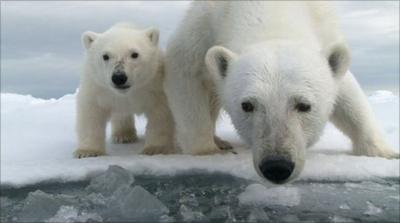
top-left (1, 166), bottom-right (399, 222)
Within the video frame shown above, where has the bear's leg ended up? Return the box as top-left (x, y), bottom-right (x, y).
top-left (141, 100), bottom-right (176, 155)
top-left (209, 94), bottom-right (233, 151)
top-left (164, 73), bottom-right (221, 155)
top-left (111, 113), bottom-right (137, 144)
top-left (74, 99), bottom-right (109, 158)
top-left (330, 72), bottom-right (399, 158)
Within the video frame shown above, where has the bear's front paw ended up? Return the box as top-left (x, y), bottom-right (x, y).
top-left (74, 148), bottom-right (106, 158)
top-left (354, 142), bottom-right (399, 159)
top-left (141, 145), bottom-right (176, 155)
top-left (371, 149), bottom-right (400, 159)
top-left (111, 132), bottom-right (138, 144)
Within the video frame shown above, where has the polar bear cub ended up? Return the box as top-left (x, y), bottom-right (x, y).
top-left (74, 23), bottom-right (175, 158)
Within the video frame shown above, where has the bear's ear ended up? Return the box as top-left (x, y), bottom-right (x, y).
top-left (144, 28), bottom-right (160, 46)
top-left (205, 46), bottom-right (238, 80)
top-left (82, 31), bottom-right (99, 50)
top-left (325, 43), bottom-right (351, 78)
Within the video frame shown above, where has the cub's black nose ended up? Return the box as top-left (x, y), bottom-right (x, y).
top-left (259, 156), bottom-right (294, 184)
top-left (112, 72), bottom-right (127, 86)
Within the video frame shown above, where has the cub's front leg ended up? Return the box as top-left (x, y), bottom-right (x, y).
top-left (141, 99), bottom-right (176, 155)
top-left (74, 95), bottom-right (110, 158)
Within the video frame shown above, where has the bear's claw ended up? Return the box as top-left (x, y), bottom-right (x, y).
top-left (74, 149), bottom-right (106, 158)
top-left (214, 136), bottom-right (233, 151)
top-left (112, 133), bottom-right (138, 144)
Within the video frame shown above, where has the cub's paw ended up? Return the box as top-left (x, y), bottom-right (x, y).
top-left (214, 136), bottom-right (233, 151)
top-left (112, 132), bottom-right (138, 144)
top-left (74, 148), bottom-right (106, 158)
top-left (141, 145), bottom-right (176, 155)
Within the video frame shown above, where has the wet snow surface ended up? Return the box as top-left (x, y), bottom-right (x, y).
top-left (1, 90), bottom-right (399, 222)
top-left (1, 165), bottom-right (399, 222)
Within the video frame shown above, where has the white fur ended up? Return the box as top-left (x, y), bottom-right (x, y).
top-left (164, 2), bottom-right (398, 182)
top-left (75, 24), bottom-right (175, 158)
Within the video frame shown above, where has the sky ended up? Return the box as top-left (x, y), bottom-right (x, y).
top-left (1, 1), bottom-right (399, 99)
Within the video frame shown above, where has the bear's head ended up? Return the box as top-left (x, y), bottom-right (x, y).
top-left (206, 40), bottom-right (350, 184)
top-left (82, 24), bottom-right (161, 94)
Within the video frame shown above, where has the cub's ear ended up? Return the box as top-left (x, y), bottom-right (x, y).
top-left (82, 31), bottom-right (99, 50)
top-left (324, 42), bottom-right (351, 78)
top-left (205, 46), bottom-right (238, 81)
top-left (144, 28), bottom-right (160, 46)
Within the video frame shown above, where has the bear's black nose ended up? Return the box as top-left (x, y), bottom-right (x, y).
top-left (259, 156), bottom-right (294, 184)
top-left (112, 72), bottom-right (127, 86)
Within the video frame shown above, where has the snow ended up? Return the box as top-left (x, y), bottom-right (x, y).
top-left (238, 183), bottom-right (301, 207)
top-left (1, 90), bottom-right (399, 188)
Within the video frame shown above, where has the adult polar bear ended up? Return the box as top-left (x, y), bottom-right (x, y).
top-left (164, 2), bottom-right (398, 184)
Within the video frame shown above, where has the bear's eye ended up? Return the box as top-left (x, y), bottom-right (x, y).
top-left (295, 103), bottom-right (311, 113)
top-left (131, 52), bottom-right (139, 59)
top-left (102, 54), bottom-right (109, 61)
top-left (241, 101), bottom-right (254, 113)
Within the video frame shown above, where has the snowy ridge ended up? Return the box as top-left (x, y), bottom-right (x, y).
top-left (1, 91), bottom-right (399, 188)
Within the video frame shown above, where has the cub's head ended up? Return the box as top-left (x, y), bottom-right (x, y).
top-left (206, 41), bottom-right (350, 184)
top-left (82, 24), bottom-right (161, 94)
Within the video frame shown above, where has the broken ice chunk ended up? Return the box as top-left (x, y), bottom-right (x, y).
top-left (45, 206), bottom-right (102, 223)
top-left (159, 214), bottom-right (176, 222)
top-left (0, 197), bottom-right (13, 209)
top-left (18, 190), bottom-right (77, 222)
top-left (238, 184), bottom-right (300, 207)
top-left (364, 201), bottom-right (383, 216)
top-left (85, 192), bottom-right (107, 207)
top-left (330, 215), bottom-right (354, 223)
top-left (247, 208), bottom-right (269, 222)
top-left (208, 206), bottom-right (230, 221)
top-left (281, 214), bottom-right (300, 222)
top-left (107, 185), bottom-right (169, 221)
top-left (179, 204), bottom-right (209, 222)
top-left (86, 165), bottom-right (134, 196)
top-left (45, 206), bottom-right (78, 223)
top-left (179, 193), bottom-right (199, 207)
top-left (339, 203), bottom-right (351, 210)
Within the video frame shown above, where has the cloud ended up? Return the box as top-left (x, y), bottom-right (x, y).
top-left (334, 1), bottom-right (399, 90)
top-left (1, 1), bottom-right (398, 98)
top-left (1, 53), bottom-right (81, 98)
top-left (1, 1), bottom-right (190, 98)
top-left (1, 1), bottom-right (189, 57)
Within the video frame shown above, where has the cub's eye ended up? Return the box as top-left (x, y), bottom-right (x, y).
top-left (102, 54), bottom-right (109, 61)
top-left (241, 101), bottom-right (254, 113)
top-left (131, 52), bottom-right (139, 59)
top-left (295, 103), bottom-right (311, 113)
